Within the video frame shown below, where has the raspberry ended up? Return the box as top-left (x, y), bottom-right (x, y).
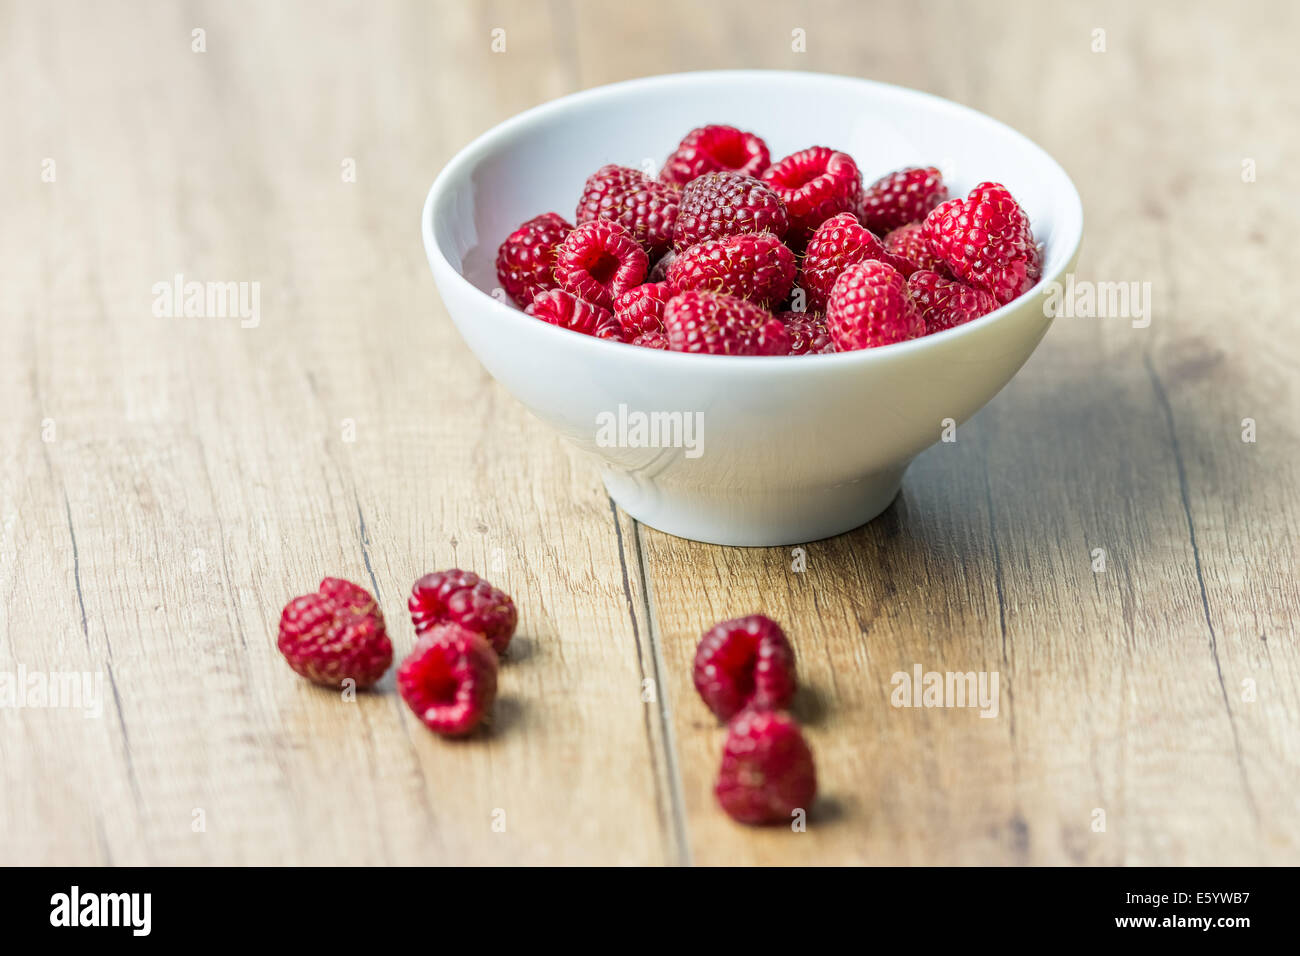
top-left (397, 624), bottom-right (499, 736)
top-left (525, 288), bottom-right (619, 338)
top-left (858, 166), bottom-right (948, 234)
top-left (575, 164), bottom-right (679, 258)
top-left (826, 259), bottom-right (925, 351)
top-left (660, 125), bottom-right (771, 185)
top-left (408, 569), bottom-right (518, 656)
top-left (673, 171), bottom-right (789, 252)
top-left (277, 578), bottom-right (392, 688)
top-left (921, 182), bottom-right (1040, 305)
top-left (693, 614), bottom-right (797, 720)
top-left (906, 270), bottom-right (999, 334)
top-left (649, 250), bottom-right (677, 283)
top-left (882, 222), bottom-right (949, 277)
top-left (778, 311), bottom-right (835, 355)
top-left (663, 289), bottom-right (790, 356)
top-left (494, 212), bottom-right (571, 306)
top-left (668, 233), bottom-right (796, 308)
top-left (715, 709), bottom-right (817, 825)
top-left (612, 281), bottom-right (674, 337)
top-left (553, 219), bottom-right (648, 309)
top-left (800, 213), bottom-right (912, 313)
top-left (630, 330), bottom-right (669, 350)
top-left (760, 146), bottom-right (862, 246)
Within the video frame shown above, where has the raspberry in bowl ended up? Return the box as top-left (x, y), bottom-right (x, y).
top-left (422, 71), bottom-right (1083, 546)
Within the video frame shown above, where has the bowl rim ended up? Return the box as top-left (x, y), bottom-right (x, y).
top-left (421, 69), bottom-right (1084, 369)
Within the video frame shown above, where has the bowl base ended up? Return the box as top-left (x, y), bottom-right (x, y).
top-left (602, 465), bottom-right (907, 547)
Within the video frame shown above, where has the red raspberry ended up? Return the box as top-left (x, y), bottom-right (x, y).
top-left (525, 288), bottom-right (619, 338)
top-left (858, 166), bottom-right (948, 234)
top-left (673, 171), bottom-right (789, 252)
top-left (693, 614), bottom-right (797, 720)
top-left (408, 569), bottom-right (518, 656)
top-left (494, 212), bottom-right (571, 306)
top-left (649, 250), bottom-right (677, 283)
top-left (663, 290), bottom-right (790, 356)
top-left (715, 709), bottom-right (817, 825)
top-left (906, 269), bottom-right (999, 334)
top-left (800, 213), bottom-right (912, 313)
top-left (826, 259), bottom-right (925, 351)
top-left (668, 233), bottom-right (796, 308)
top-left (778, 311), bottom-right (835, 355)
top-left (397, 624), bottom-right (499, 736)
top-left (612, 281), bottom-right (673, 338)
top-left (921, 182), bottom-right (1040, 305)
top-left (575, 164), bottom-right (679, 258)
top-left (277, 577), bottom-right (392, 688)
top-left (660, 124), bottom-right (771, 186)
top-left (553, 219), bottom-right (648, 309)
top-left (760, 146), bottom-right (862, 246)
top-left (630, 330), bottom-right (669, 350)
top-left (882, 222), bottom-right (950, 277)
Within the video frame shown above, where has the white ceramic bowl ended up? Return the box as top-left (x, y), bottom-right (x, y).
top-left (422, 70), bottom-right (1083, 546)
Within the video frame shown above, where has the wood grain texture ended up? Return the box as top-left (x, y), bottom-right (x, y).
top-left (0, 0), bottom-right (1296, 865)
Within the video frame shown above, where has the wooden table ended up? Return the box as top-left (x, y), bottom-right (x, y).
top-left (2, 0), bottom-right (1296, 866)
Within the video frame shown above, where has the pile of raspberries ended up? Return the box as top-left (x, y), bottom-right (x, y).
top-left (495, 123), bottom-right (1041, 355)
top-left (277, 577), bottom-right (814, 826)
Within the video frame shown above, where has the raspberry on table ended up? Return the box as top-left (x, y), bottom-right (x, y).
top-left (494, 212), bottom-right (572, 306)
top-left (826, 259), bottom-right (926, 351)
top-left (660, 124), bottom-right (771, 186)
top-left (277, 577), bottom-right (392, 689)
top-left (673, 171), bottom-right (789, 252)
top-left (553, 219), bottom-right (649, 310)
top-left (921, 182), bottom-right (1040, 305)
top-left (397, 624), bottom-right (499, 736)
top-left (667, 232), bottom-right (796, 308)
top-left (760, 146), bottom-right (862, 247)
top-left (525, 288), bottom-right (620, 338)
top-left (715, 709), bottom-right (817, 825)
top-left (693, 614), bottom-right (797, 720)
top-left (663, 289), bottom-right (790, 356)
top-left (906, 269), bottom-right (999, 334)
top-left (800, 212), bottom-right (912, 313)
top-left (858, 166), bottom-right (948, 234)
top-left (575, 164), bottom-right (679, 258)
top-left (408, 569), bottom-right (518, 656)
top-left (778, 310), bottom-right (835, 355)
top-left (882, 221), bottom-right (950, 277)
top-left (613, 281), bottom-right (674, 338)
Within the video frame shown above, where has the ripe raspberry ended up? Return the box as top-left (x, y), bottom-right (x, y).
top-left (673, 171), bottom-right (789, 252)
top-left (494, 212), bottom-right (571, 305)
top-left (630, 330), bottom-right (669, 350)
top-left (554, 219), bottom-right (649, 309)
top-left (778, 311), bottom-right (835, 355)
top-left (800, 213), bottom-right (912, 313)
top-left (882, 222), bottom-right (949, 277)
top-left (906, 270), bottom-right (999, 334)
top-left (277, 578), bottom-right (392, 688)
top-left (575, 164), bottom-right (679, 258)
top-left (409, 569), bottom-right (518, 656)
top-left (826, 259), bottom-right (925, 351)
top-left (668, 233), bottom-right (796, 308)
top-left (613, 281), bottom-right (674, 338)
top-left (921, 182), bottom-right (1040, 305)
top-left (760, 146), bottom-right (862, 246)
top-left (525, 288), bottom-right (620, 338)
top-left (664, 290), bottom-right (790, 356)
top-left (858, 166), bottom-right (948, 234)
top-left (693, 614), bottom-right (797, 720)
top-left (715, 709), bottom-right (817, 825)
top-left (660, 125), bottom-right (771, 185)
top-left (397, 624), bottom-right (499, 736)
